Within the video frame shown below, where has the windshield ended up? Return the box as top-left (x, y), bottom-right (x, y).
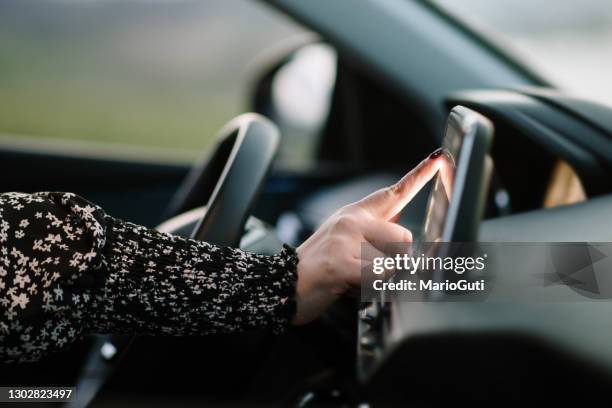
top-left (431, 0), bottom-right (612, 108)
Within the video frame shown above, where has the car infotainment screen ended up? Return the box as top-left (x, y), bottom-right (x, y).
top-left (421, 106), bottom-right (493, 243)
top-left (357, 106), bottom-right (495, 382)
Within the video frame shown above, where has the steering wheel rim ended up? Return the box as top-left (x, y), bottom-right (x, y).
top-left (167, 112), bottom-right (280, 246)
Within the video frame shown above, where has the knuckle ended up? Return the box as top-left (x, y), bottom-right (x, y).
top-left (384, 186), bottom-right (398, 199)
top-left (392, 180), bottom-right (407, 194)
top-left (321, 257), bottom-right (335, 275)
top-left (333, 214), bottom-right (356, 232)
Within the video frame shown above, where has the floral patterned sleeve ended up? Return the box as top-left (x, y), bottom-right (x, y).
top-left (0, 192), bottom-right (298, 363)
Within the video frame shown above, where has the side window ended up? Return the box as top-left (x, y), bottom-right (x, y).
top-left (0, 0), bottom-right (303, 159)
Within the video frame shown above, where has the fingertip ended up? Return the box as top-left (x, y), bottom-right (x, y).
top-left (429, 147), bottom-right (444, 159)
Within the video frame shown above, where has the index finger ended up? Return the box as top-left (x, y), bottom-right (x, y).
top-left (438, 151), bottom-right (455, 200)
top-left (359, 151), bottom-right (444, 220)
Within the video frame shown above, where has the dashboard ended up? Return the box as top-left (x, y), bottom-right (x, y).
top-left (248, 86), bottom-right (612, 403)
top-left (355, 192), bottom-right (612, 404)
top-left (348, 91), bottom-right (612, 403)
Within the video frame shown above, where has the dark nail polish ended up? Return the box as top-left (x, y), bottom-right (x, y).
top-left (429, 148), bottom-right (443, 159)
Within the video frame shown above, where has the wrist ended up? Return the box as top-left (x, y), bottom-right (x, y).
top-left (292, 241), bottom-right (344, 325)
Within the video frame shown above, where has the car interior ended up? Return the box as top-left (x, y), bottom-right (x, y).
top-left (2, 0), bottom-right (612, 406)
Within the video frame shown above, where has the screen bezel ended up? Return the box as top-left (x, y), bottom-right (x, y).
top-left (422, 105), bottom-right (494, 243)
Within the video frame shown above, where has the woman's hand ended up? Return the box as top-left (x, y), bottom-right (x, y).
top-left (294, 151), bottom-right (445, 325)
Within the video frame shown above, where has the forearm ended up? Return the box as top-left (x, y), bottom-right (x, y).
top-left (0, 192), bottom-right (298, 363)
top-left (90, 216), bottom-right (298, 336)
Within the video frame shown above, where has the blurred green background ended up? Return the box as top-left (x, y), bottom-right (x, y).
top-left (3, 0), bottom-right (612, 162)
top-left (0, 0), bottom-right (301, 158)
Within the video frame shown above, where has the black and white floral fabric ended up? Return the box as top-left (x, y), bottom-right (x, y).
top-left (0, 192), bottom-right (298, 363)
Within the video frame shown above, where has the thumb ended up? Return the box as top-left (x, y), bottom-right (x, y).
top-left (358, 149), bottom-right (444, 220)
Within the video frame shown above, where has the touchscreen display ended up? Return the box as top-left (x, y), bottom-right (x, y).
top-left (421, 118), bottom-right (461, 242)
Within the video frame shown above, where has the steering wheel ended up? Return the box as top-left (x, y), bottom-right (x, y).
top-left (68, 113), bottom-right (280, 408)
top-left (162, 113), bottom-right (280, 244)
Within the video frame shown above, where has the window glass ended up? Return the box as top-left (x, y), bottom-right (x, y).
top-left (0, 0), bottom-right (304, 158)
